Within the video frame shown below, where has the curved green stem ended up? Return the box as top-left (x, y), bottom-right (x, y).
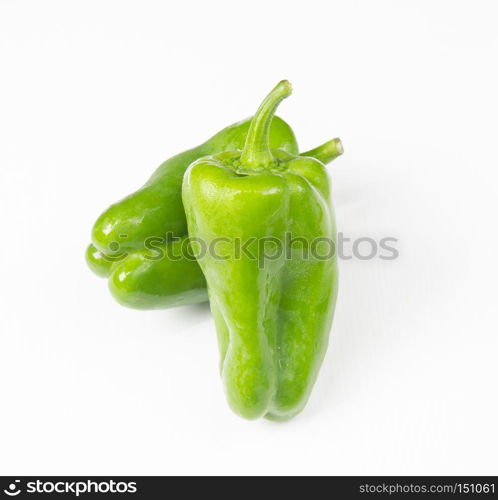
top-left (240, 80), bottom-right (292, 169)
top-left (302, 138), bottom-right (344, 165)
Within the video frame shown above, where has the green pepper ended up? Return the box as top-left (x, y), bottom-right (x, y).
top-left (87, 113), bottom-right (341, 310)
top-left (182, 81), bottom-right (342, 420)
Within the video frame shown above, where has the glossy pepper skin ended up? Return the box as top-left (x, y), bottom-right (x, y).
top-left (182, 81), bottom-right (342, 420)
top-left (108, 237), bottom-right (207, 309)
top-left (85, 243), bottom-right (113, 278)
top-left (86, 237), bottom-right (207, 309)
top-left (87, 117), bottom-right (342, 310)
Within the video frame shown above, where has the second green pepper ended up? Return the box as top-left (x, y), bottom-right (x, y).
top-left (182, 81), bottom-right (342, 420)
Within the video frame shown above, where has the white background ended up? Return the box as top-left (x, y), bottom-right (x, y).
top-left (1, 0), bottom-right (497, 476)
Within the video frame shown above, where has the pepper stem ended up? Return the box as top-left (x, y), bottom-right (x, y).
top-left (302, 138), bottom-right (344, 165)
top-left (240, 80), bottom-right (292, 169)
